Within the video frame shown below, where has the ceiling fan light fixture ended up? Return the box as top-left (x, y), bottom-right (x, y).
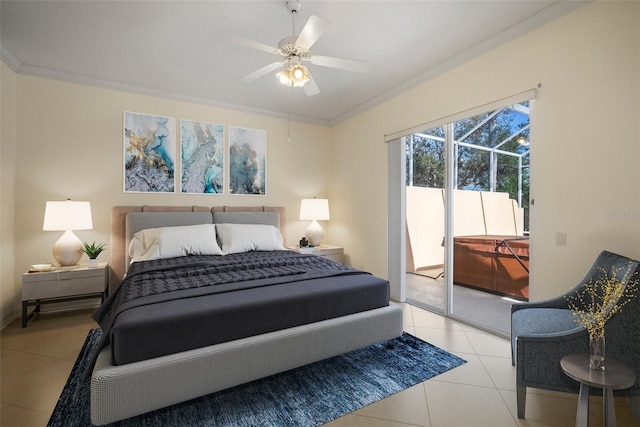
top-left (224, 1), bottom-right (366, 96)
top-left (277, 69), bottom-right (291, 84)
top-left (292, 64), bottom-right (310, 86)
top-left (276, 64), bottom-right (310, 87)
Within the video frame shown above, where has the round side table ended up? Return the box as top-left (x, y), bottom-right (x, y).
top-left (560, 353), bottom-right (636, 427)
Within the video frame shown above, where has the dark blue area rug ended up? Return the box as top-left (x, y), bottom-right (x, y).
top-left (48, 329), bottom-right (466, 426)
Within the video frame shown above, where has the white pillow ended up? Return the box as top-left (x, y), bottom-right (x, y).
top-left (129, 224), bottom-right (222, 262)
top-left (215, 223), bottom-right (285, 254)
top-left (130, 239), bottom-right (161, 263)
top-left (157, 224), bottom-right (223, 258)
top-left (128, 228), bottom-right (159, 258)
top-left (128, 232), bottom-right (145, 259)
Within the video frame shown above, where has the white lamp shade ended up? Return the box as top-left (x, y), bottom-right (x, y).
top-left (43, 201), bottom-right (93, 231)
top-left (299, 199), bottom-right (330, 221)
top-left (43, 200), bottom-right (93, 266)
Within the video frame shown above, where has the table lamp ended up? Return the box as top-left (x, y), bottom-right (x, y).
top-left (43, 200), bottom-right (93, 266)
top-left (299, 198), bottom-right (330, 246)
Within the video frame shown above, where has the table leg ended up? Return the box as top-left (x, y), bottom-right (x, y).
top-left (576, 383), bottom-right (590, 427)
top-left (22, 302), bottom-right (42, 328)
top-left (22, 301), bottom-right (27, 328)
top-left (603, 388), bottom-right (616, 427)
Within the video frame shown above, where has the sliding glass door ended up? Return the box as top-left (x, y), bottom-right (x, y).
top-left (398, 100), bottom-right (532, 336)
top-left (405, 128), bottom-right (446, 312)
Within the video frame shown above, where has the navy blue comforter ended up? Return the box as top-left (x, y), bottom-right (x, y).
top-left (87, 251), bottom-right (389, 370)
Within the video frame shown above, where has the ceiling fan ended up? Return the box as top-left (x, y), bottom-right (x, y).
top-left (219, 0), bottom-right (369, 96)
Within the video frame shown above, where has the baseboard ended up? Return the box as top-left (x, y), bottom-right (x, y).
top-left (1, 311), bottom-right (17, 330)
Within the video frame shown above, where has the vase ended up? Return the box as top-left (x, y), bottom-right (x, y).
top-left (589, 334), bottom-right (605, 370)
top-left (88, 259), bottom-right (99, 268)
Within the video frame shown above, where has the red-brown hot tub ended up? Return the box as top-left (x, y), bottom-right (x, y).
top-left (453, 235), bottom-right (529, 300)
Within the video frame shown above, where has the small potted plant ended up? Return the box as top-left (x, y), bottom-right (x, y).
top-left (82, 241), bottom-right (106, 268)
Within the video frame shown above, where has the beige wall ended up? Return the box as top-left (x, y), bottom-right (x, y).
top-left (329, 1), bottom-right (640, 300)
top-left (2, 71), bottom-right (331, 325)
top-left (1, 61), bottom-right (17, 326)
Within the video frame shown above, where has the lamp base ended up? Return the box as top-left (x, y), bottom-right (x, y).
top-left (52, 230), bottom-right (83, 266)
top-left (304, 220), bottom-right (324, 246)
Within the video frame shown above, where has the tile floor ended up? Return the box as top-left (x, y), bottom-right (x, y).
top-left (2, 305), bottom-right (639, 427)
top-left (405, 272), bottom-right (516, 337)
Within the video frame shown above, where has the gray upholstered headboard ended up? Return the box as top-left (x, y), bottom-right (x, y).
top-left (110, 206), bottom-right (286, 293)
top-left (212, 211), bottom-right (280, 227)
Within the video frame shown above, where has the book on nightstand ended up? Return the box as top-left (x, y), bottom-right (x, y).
top-left (28, 264), bottom-right (56, 273)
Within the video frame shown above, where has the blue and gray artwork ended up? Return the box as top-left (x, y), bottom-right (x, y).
top-left (181, 120), bottom-right (224, 194)
top-left (124, 112), bottom-right (176, 193)
top-left (229, 127), bottom-right (266, 195)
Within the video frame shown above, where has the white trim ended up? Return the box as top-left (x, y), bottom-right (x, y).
top-left (387, 138), bottom-right (406, 302)
top-left (0, 46), bottom-right (20, 71)
top-left (12, 63), bottom-right (332, 127)
top-left (384, 88), bottom-right (538, 142)
top-left (330, 1), bottom-right (585, 126)
top-left (444, 123), bottom-right (455, 315)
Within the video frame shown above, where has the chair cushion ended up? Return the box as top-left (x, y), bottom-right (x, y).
top-left (512, 308), bottom-right (580, 351)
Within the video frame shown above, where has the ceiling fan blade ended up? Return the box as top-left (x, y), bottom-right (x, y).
top-left (303, 74), bottom-right (320, 96)
top-left (295, 15), bottom-right (329, 50)
top-left (240, 62), bottom-right (284, 83)
top-left (218, 33), bottom-right (279, 55)
top-left (310, 55), bottom-right (369, 73)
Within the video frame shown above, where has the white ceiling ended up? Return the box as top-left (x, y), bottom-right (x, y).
top-left (0, 1), bottom-right (586, 125)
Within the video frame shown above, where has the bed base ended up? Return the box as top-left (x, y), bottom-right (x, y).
top-left (91, 303), bottom-right (403, 425)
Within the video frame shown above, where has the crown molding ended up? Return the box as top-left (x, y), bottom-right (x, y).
top-left (329, 0), bottom-right (589, 126)
top-left (0, 45), bottom-right (21, 72)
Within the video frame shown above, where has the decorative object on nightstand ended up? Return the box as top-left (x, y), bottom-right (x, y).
top-left (82, 241), bottom-right (107, 268)
top-left (43, 199), bottom-right (93, 266)
top-left (28, 263), bottom-right (55, 273)
top-left (299, 198), bottom-right (330, 246)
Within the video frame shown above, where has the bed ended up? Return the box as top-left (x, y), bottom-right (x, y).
top-left (90, 205), bottom-right (403, 425)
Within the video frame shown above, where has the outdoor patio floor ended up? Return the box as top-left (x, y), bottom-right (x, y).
top-left (405, 272), bottom-right (526, 337)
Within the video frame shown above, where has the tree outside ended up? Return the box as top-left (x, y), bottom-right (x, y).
top-left (406, 103), bottom-right (530, 231)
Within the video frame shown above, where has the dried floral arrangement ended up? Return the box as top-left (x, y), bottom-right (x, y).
top-left (566, 264), bottom-right (639, 339)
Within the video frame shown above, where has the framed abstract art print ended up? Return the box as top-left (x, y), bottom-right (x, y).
top-left (123, 111), bottom-right (176, 193)
top-left (228, 126), bottom-right (266, 196)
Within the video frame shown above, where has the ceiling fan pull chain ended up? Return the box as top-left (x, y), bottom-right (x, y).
top-left (287, 86), bottom-right (291, 144)
top-left (291, 6), bottom-right (297, 37)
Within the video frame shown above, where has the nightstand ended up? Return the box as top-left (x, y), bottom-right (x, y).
top-left (21, 262), bottom-right (108, 327)
top-left (290, 244), bottom-right (345, 264)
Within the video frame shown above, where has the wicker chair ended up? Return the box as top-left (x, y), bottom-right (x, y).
top-left (511, 250), bottom-right (640, 420)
